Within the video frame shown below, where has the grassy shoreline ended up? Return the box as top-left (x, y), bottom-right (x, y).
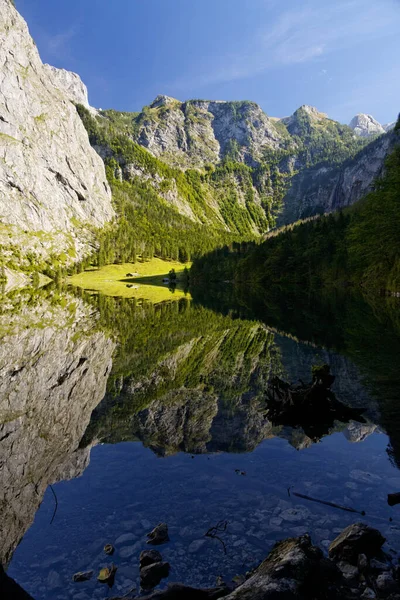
top-left (68, 258), bottom-right (191, 301)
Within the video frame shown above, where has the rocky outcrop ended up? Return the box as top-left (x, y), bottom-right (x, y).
top-left (134, 97), bottom-right (289, 168)
top-left (0, 0), bottom-right (114, 268)
top-left (349, 114), bottom-right (386, 138)
top-left (0, 292), bottom-right (114, 566)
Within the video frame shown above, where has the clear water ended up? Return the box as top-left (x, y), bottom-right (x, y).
top-left (2, 287), bottom-right (400, 599)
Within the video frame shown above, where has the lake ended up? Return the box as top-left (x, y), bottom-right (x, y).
top-left (1, 278), bottom-right (400, 600)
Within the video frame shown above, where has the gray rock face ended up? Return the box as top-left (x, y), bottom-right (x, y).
top-left (0, 292), bottom-right (114, 566)
top-left (119, 96), bottom-right (398, 227)
top-left (135, 97), bottom-right (288, 168)
top-left (280, 129), bottom-right (398, 224)
top-left (43, 64), bottom-right (90, 108)
top-left (349, 114), bottom-right (386, 138)
top-left (0, 0), bottom-right (114, 265)
top-left (329, 131), bottom-right (396, 210)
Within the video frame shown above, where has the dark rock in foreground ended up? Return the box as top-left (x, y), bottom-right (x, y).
top-left (2, 523), bottom-right (399, 599)
top-left (329, 523), bottom-right (386, 564)
top-left (141, 561), bottom-right (171, 591)
top-left (137, 523), bottom-right (399, 600)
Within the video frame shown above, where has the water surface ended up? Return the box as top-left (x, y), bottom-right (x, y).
top-left (1, 285), bottom-right (400, 599)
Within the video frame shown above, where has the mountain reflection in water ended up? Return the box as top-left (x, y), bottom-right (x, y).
top-left (1, 285), bottom-right (400, 599)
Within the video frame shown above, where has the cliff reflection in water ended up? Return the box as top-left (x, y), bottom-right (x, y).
top-left (1, 285), bottom-right (400, 574)
top-left (0, 288), bottom-right (115, 566)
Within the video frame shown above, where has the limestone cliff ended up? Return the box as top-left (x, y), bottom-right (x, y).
top-left (0, 290), bottom-right (114, 566)
top-left (134, 95), bottom-right (289, 168)
top-left (43, 64), bottom-right (91, 109)
top-left (0, 0), bottom-right (114, 271)
top-left (88, 97), bottom-right (391, 232)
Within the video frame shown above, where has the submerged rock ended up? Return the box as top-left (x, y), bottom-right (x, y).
top-left (104, 544), bottom-right (115, 556)
top-left (376, 571), bottom-right (398, 595)
top-left (72, 571), bottom-right (93, 583)
top-left (97, 564), bottom-right (117, 585)
top-left (147, 523), bottom-right (169, 545)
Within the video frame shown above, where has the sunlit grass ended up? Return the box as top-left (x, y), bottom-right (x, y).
top-left (68, 258), bottom-right (191, 301)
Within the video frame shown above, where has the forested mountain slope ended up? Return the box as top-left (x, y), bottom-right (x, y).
top-left (191, 122), bottom-right (400, 293)
top-left (78, 98), bottom-right (396, 245)
top-left (0, 0), bottom-right (396, 277)
top-left (74, 99), bottom-right (394, 266)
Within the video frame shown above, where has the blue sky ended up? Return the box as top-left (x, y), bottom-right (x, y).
top-left (16, 0), bottom-right (400, 125)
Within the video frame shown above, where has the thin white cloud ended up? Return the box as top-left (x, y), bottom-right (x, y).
top-left (46, 25), bottom-right (78, 59)
top-left (171, 0), bottom-right (400, 89)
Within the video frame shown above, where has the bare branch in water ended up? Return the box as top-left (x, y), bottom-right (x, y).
top-left (205, 520), bottom-right (229, 555)
top-left (49, 485), bottom-right (58, 525)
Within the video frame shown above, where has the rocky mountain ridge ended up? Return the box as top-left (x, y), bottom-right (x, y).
top-left (88, 97), bottom-right (398, 229)
top-left (134, 94), bottom-right (288, 168)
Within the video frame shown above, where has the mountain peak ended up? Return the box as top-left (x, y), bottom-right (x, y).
top-left (297, 105), bottom-right (328, 120)
top-left (150, 95), bottom-right (180, 109)
top-left (280, 105), bottom-right (329, 136)
top-left (349, 114), bottom-right (385, 138)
